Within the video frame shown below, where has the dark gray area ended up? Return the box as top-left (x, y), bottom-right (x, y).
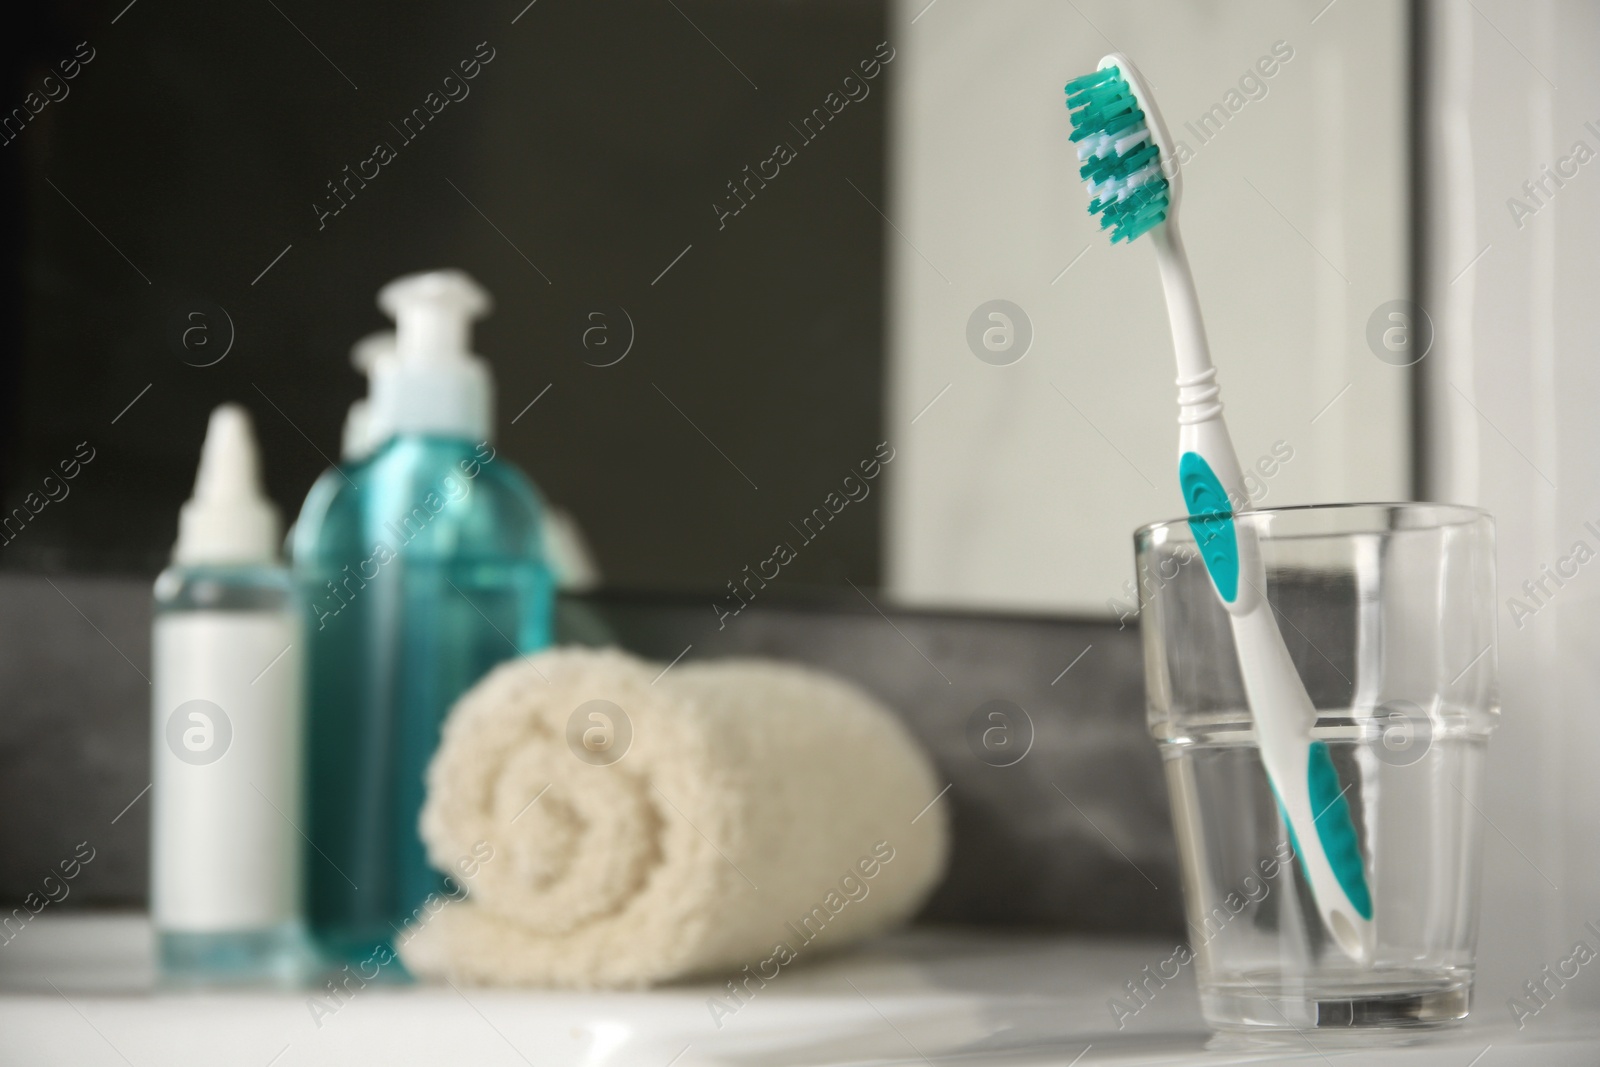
top-left (5, 0), bottom-right (889, 591)
top-left (0, 573), bottom-right (1186, 938)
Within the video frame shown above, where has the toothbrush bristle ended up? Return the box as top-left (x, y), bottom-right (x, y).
top-left (1064, 66), bottom-right (1169, 243)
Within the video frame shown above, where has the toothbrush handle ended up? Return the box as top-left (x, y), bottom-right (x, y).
top-left (1233, 608), bottom-right (1374, 959)
top-left (1151, 224), bottom-right (1216, 386)
top-left (1152, 221), bottom-right (1373, 960)
top-left (1151, 225), bottom-right (1263, 617)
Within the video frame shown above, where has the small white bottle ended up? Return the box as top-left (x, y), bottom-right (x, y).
top-left (150, 404), bottom-right (306, 982)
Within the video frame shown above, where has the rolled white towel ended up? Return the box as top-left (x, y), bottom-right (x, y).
top-left (399, 646), bottom-right (948, 988)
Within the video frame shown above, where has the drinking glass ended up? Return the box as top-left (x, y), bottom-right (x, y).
top-left (1136, 503), bottom-right (1498, 1031)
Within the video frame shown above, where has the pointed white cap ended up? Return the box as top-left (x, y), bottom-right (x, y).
top-left (174, 404), bottom-right (281, 565)
top-left (341, 331), bottom-right (396, 461)
top-left (368, 270), bottom-right (494, 446)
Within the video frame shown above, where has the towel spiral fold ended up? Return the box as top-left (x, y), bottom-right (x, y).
top-left (399, 647), bottom-right (948, 988)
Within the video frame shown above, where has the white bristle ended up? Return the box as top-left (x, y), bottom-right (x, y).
top-left (1114, 127), bottom-right (1151, 156)
top-left (1123, 164), bottom-right (1161, 190)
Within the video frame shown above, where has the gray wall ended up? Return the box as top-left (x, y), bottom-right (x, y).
top-left (0, 574), bottom-right (1183, 936)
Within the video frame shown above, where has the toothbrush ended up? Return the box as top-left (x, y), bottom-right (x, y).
top-left (1064, 55), bottom-right (1373, 962)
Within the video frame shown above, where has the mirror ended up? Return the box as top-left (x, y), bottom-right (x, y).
top-left (4, 0), bottom-right (1411, 617)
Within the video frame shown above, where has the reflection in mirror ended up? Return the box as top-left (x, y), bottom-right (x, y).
top-left (5, 0), bottom-right (1408, 620)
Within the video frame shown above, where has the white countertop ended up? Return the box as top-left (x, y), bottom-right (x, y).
top-left (2, 915), bottom-right (1595, 1066)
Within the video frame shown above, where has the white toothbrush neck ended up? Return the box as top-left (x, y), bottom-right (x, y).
top-left (1151, 224), bottom-right (1232, 433)
top-left (1151, 221), bottom-right (1255, 531)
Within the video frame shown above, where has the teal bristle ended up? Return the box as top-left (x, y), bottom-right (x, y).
top-left (1064, 65), bottom-right (1170, 243)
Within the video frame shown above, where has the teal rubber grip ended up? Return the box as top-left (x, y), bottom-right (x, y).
top-left (1272, 746), bottom-right (1374, 922)
top-left (1307, 741), bottom-right (1373, 919)
top-left (1178, 451), bottom-right (1239, 603)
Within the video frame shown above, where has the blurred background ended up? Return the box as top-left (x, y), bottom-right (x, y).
top-left (4, 0), bottom-right (1600, 1026)
top-left (3, 0), bottom-right (1409, 608)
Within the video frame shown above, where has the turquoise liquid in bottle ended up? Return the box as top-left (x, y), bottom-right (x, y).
top-left (292, 271), bottom-right (553, 965)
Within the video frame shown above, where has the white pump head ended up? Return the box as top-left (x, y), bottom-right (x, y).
top-left (341, 331), bottom-right (396, 461)
top-left (368, 270), bottom-right (494, 446)
top-left (174, 404), bottom-right (282, 565)
top-left (351, 330), bottom-right (397, 376)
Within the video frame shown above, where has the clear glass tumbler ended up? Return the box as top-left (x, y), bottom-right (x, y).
top-left (1135, 503), bottom-right (1498, 1032)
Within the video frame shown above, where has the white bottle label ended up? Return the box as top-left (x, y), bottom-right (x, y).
top-left (150, 611), bottom-right (303, 931)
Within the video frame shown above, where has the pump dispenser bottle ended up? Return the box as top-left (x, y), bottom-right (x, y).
top-left (151, 405), bottom-right (305, 982)
top-left (293, 270), bottom-right (554, 963)
top-left (341, 331), bottom-right (395, 462)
